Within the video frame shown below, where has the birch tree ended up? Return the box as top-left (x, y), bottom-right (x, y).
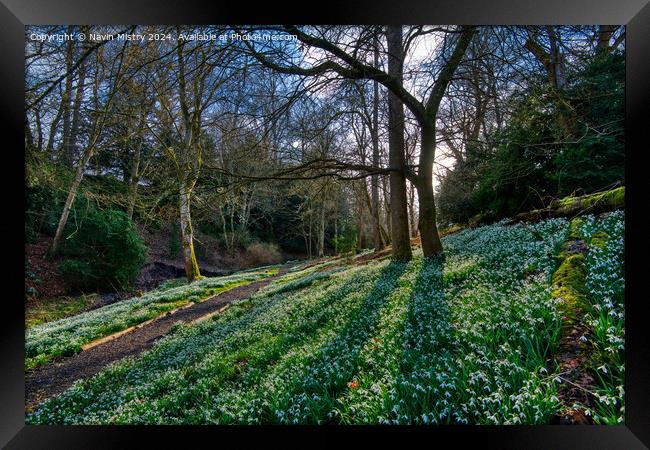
top-left (152, 28), bottom-right (236, 281)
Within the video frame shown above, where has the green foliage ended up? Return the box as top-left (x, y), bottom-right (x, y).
top-left (438, 51), bottom-right (625, 225)
top-left (58, 206), bottom-right (147, 291)
top-left (169, 222), bottom-right (181, 258)
top-left (332, 229), bottom-right (358, 254)
top-left (26, 294), bottom-right (99, 329)
top-left (552, 53), bottom-right (624, 195)
top-left (25, 184), bottom-right (66, 242)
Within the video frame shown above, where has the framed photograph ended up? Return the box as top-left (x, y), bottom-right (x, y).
top-left (3, 0), bottom-right (648, 447)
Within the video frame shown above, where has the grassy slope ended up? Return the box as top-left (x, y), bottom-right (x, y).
top-left (26, 294), bottom-right (100, 329)
top-left (27, 214), bottom-right (625, 425)
top-left (25, 268), bottom-right (279, 370)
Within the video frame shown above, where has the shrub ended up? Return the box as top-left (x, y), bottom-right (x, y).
top-left (58, 206), bottom-right (147, 291)
top-left (25, 185), bottom-right (65, 242)
top-left (332, 233), bottom-right (357, 254)
top-left (246, 242), bottom-right (282, 266)
top-left (58, 260), bottom-right (98, 291)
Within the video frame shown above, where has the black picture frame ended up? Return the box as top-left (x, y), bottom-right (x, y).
top-left (3, 0), bottom-right (649, 447)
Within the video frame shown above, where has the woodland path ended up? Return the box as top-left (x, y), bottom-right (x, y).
top-left (25, 266), bottom-right (292, 411)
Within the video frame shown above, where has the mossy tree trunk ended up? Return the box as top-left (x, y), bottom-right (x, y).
top-left (179, 180), bottom-right (201, 282)
top-left (126, 114), bottom-right (146, 221)
top-left (412, 29), bottom-right (475, 258)
top-left (509, 186), bottom-right (625, 224)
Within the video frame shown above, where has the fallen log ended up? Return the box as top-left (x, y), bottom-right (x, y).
top-left (508, 186), bottom-right (624, 225)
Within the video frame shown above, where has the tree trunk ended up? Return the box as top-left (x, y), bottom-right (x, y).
top-left (34, 107), bottom-right (43, 152)
top-left (179, 183), bottom-right (201, 282)
top-left (126, 183), bottom-right (138, 221)
top-left (333, 214), bottom-right (338, 254)
top-left (25, 115), bottom-right (35, 151)
top-left (218, 204), bottom-right (230, 253)
top-left (381, 174), bottom-right (391, 244)
top-left (546, 26), bottom-right (566, 90)
top-left (48, 145), bottom-right (96, 256)
top-left (417, 125), bottom-right (443, 257)
top-left (408, 181), bottom-right (418, 238)
top-left (46, 100), bottom-right (64, 158)
top-left (126, 119), bottom-right (144, 220)
top-left (61, 27), bottom-right (75, 166)
top-left (386, 25), bottom-right (412, 261)
top-left (308, 208), bottom-right (313, 258)
top-left (370, 33), bottom-right (383, 251)
top-left (68, 53), bottom-right (88, 162)
top-left (318, 199), bottom-right (326, 257)
top-left (357, 201), bottom-right (364, 251)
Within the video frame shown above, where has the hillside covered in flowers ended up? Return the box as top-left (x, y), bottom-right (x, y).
top-left (27, 211), bottom-right (624, 425)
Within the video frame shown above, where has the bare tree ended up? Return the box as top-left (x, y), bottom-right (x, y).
top-left (48, 33), bottom-right (130, 256)
top-left (242, 25), bottom-right (475, 257)
top-left (386, 25), bottom-right (412, 260)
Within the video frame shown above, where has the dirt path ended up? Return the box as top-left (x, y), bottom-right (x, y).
top-left (25, 266), bottom-right (292, 411)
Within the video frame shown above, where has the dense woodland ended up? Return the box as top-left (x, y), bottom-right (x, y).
top-left (24, 25), bottom-right (625, 426)
top-left (25, 25), bottom-right (624, 291)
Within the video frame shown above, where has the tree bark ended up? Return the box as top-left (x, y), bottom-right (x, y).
top-left (416, 27), bottom-right (475, 257)
top-left (386, 25), bottom-right (412, 261)
top-left (25, 115), bottom-right (35, 151)
top-left (318, 198), bottom-right (326, 257)
top-left (370, 33), bottom-right (383, 251)
top-left (34, 107), bottom-right (44, 152)
top-left (68, 52), bottom-right (88, 163)
top-left (416, 125), bottom-right (443, 256)
top-left (408, 181), bottom-right (418, 238)
top-left (126, 113), bottom-right (146, 220)
top-left (48, 144), bottom-right (96, 256)
top-left (60, 27), bottom-right (75, 166)
top-left (46, 99), bottom-right (64, 158)
top-left (381, 174), bottom-right (391, 244)
top-left (179, 181), bottom-right (201, 281)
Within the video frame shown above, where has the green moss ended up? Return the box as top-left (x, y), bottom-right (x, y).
top-left (590, 231), bottom-right (610, 249)
top-left (551, 253), bottom-right (587, 323)
top-left (602, 186), bottom-right (625, 207)
top-left (552, 186), bottom-right (625, 212)
top-left (567, 218), bottom-right (585, 241)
